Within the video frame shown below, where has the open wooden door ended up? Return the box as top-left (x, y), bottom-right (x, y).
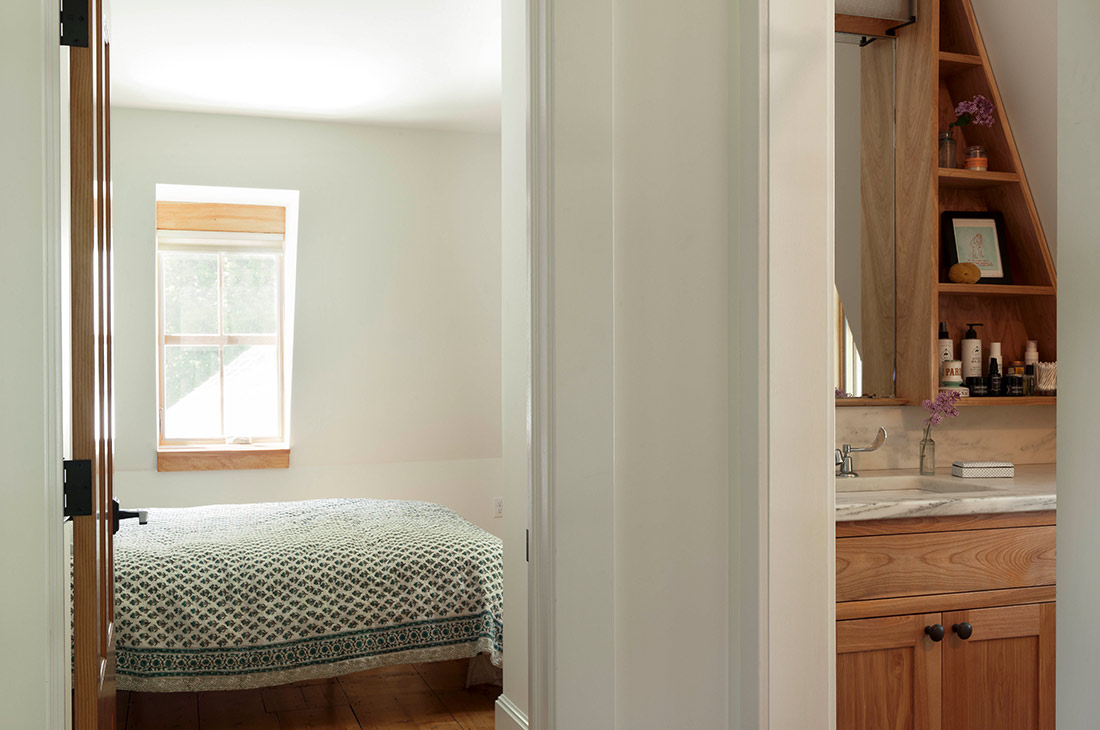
top-left (68, 0), bottom-right (116, 726)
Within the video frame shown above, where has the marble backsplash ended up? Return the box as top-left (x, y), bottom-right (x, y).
top-left (836, 405), bottom-right (1056, 471)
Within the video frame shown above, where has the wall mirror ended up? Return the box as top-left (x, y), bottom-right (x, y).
top-left (835, 32), bottom-right (898, 402)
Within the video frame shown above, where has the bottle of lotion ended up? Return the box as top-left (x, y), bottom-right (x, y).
top-left (938, 322), bottom-right (954, 381)
top-left (989, 341), bottom-right (1002, 374)
top-left (1024, 340), bottom-right (1039, 370)
top-left (961, 323), bottom-right (983, 380)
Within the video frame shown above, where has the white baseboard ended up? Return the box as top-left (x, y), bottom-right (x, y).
top-left (495, 695), bottom-right (529, 730)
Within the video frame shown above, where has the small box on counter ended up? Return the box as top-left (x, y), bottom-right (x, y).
top-left (952, 460), bottom-right (1015, 478)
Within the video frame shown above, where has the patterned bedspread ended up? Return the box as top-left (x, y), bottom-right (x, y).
top-left (113, 499), bottom-right (503, 692)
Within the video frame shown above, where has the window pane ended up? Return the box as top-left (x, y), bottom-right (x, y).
top-left (163, 345), bottom-right (221, 438)
top-left (162, 252), bottom-right (219, 335)
top-left (222, 254), bottom-right (279, 335)
top-left (223, 344), bottom-right (279, 438)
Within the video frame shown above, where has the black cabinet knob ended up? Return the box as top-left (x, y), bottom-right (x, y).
top-left (924, 624), bottom-right (945, 642)
top-left (952, 622), bottom-right (973, 640)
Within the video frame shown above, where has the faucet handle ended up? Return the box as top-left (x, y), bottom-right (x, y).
top-left (848, 426), bottom-right (887, 454)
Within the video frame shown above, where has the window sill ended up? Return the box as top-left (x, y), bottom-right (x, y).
top-left (157, 446), bottom-right (290, 472)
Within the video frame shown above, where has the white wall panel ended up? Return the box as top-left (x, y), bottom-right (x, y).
top-left (611, 0), bottom-right (730, 726)
top-left (0, 0), bottom-right (62, 724)
top-left (1056, 0), bottom-right (1100, 721)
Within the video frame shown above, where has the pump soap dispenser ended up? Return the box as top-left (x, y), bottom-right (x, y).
top-left (938, 322), bottom-right (954, 381)
top-left (961, 323), bottom-right (983, 380)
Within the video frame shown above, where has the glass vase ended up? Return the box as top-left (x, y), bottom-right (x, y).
top-left (919, 436), bottom-right (936, 476)
top-left (938, 132), bottom-right (957, 168)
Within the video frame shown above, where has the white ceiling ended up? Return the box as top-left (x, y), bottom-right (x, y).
top-left (108, 0), bottom-right (502, 132)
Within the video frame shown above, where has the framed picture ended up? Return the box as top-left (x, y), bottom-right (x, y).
top-left (941, 210), bottom-right (1012, 284)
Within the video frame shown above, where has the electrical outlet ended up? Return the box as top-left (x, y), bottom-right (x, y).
top-left (493, 497), bottom-right (504, 518)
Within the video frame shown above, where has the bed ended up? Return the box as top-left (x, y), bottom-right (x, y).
top-left (111, 498), bottom-right (503, 692)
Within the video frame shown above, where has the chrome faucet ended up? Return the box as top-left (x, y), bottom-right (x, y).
top-left (835, 427), bottom-right (887, 478)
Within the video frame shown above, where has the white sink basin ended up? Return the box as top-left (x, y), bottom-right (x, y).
top-left (836, 474), bottom-right (1003, 494)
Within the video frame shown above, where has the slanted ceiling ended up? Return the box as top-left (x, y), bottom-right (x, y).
top-left (836, 0), bottom-right (910, 20)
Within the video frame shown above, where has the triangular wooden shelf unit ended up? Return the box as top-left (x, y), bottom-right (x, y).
top-left (895, 0), bottom-right (1056, 406)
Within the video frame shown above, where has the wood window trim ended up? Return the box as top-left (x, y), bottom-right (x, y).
top-left (156, 201), bottom-right (286, 235)
top-left (157, 446), bottom-right (290, 472)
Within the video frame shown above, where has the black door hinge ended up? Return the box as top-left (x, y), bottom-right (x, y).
top-left (526, 529), bottom-right (530, 563)
top-left (60, 0), bottom-right (89, 47)
top-left (63, 459), bottom-right (93, 518)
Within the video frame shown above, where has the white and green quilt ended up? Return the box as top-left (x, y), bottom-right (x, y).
top-left (113, 499), bottom-right (503, 692)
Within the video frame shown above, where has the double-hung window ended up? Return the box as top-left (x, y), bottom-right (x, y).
top-left (156, 201), bottom-right (288, 461)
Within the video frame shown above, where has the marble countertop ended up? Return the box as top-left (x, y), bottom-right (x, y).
top-left (835, 463), bottom-right (1056, 522)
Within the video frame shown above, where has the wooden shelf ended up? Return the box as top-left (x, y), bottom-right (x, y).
top-left (938, 168), bottom-right (1019, 188)
top-left (836, 13), bottom-right (900, 38)
top-left (835, 397), bottom-right (909, 407)
top-left (956, 396), bottom-right (1056, 407)
top-left (894, 0), bottom-right (1057, 407)
top-left (938, 283), bottom-right (1056, 296)
top-left (938, 51), bottom-right (982, 77)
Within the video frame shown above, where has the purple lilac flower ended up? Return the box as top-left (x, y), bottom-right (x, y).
top-left (921, 390), bottom-right (962, 427)
top-left (952, 95), bottom-right (996, 129)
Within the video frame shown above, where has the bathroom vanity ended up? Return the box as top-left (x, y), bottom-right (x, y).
top-left (835, 466), bottom-right (1056, 729)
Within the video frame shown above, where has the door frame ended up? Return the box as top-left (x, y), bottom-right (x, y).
top-left (732, 0), bottom-right (837, 726)
top-left (42, 0), bottom-right (70, 726)
top-left (527, 0), bottom-right (552, 726)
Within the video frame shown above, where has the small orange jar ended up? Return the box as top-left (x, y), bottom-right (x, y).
top-left (964, 144), bottom-right (988, 171)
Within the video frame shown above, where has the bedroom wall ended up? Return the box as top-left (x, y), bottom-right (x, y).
top-left (110, 108), bottom-right (506, 537)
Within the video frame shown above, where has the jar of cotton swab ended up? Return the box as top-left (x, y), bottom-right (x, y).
top-left (1035, 362), bottom-right (1057, 396)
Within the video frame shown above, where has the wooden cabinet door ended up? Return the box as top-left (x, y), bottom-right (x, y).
top-left (942, 603), bottom-right (1055, 730)
top-left (838, 613), bottom-right (943, 730)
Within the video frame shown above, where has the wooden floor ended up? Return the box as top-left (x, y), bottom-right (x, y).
top-left (117, 659), bottom-right (499, 729)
